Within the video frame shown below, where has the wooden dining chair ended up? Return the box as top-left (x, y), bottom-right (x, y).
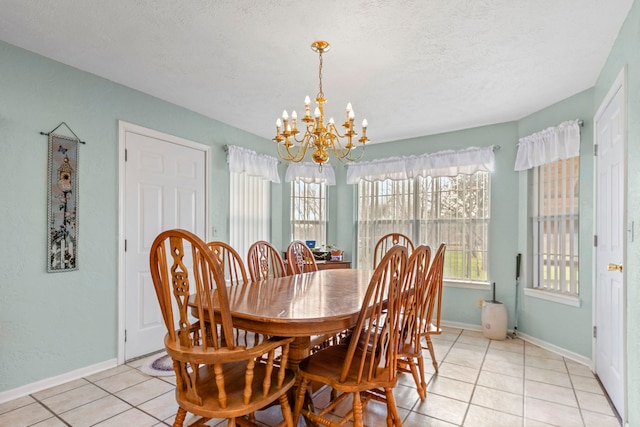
top-left (286, 240), bottom-right (318, 274)
top-left (396, 244), bottom-right (432, 401)
top-left (207, 241), bottom-right (249, 286)
top-left (373, 232), bottom-right (415, 267)
top-left (247, 240), bottom-right (287, 282)
top-left (149, 229), bottom-right (296, 427)
top-left (207, 240), bottom-right (262, 348)
top-left (292, 245), bottom-right (408, 427)
top-left (286, 240), bottom-right (344, 352)
top-left (420, 242), bottom-right (446, 373)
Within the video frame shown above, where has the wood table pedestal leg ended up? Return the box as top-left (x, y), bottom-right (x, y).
top-left (288, 336), bottom-right (311, 373)
top-left (286, 336), bottom-right (318, 426)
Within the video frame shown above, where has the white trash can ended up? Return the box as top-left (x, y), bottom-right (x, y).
top-left (481, 301), bottom-right (508, 340)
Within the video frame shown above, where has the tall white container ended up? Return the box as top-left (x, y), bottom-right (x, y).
top-left (481, 301), bottom-right (508, 340)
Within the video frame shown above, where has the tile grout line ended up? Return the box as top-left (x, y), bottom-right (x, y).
top-left (91, 370), bottom-right (177, 426)
top-left (522, 340), bottom-right (528, 425)
top-left (564, 356), bottom-right (589, 427)
top-left (416, 328), bottom-right (464, 425)
top-left (459, 333), bottom-right (491, 427)
top-left (28, 394), bottom-right (72, 427)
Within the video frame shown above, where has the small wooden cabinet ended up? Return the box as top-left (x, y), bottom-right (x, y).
top-left (316, 260), bottom-right (351, 270)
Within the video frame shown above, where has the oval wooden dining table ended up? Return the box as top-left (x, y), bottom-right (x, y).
top-left (192, 268), bottom-right (374, 370)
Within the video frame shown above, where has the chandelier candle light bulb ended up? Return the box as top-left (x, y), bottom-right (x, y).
top-left (273, 40), bottom-right (369, 168)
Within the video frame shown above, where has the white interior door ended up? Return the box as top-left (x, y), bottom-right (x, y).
top-left (121, 123), bottom-right (208, 360)
top-left (594, 72), bottom-right (625, 417)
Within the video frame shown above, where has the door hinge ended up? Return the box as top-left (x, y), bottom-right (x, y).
top-left (593, 326), bottom-right (597, 338)
top-left (124, 239), bottom-right (127, 252)
top-left (125, 329), bottom-right (127, 342)
top-left (125, 148), bottom-right (128, 161)
top-left (594, 235), bottom-right (597, 247)
top-left (594, 144), bottom-right (598, 156)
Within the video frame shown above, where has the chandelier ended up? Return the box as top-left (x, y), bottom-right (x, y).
top-left (273, 41), bottom-right (369, 167)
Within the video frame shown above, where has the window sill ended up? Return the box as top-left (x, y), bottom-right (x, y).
top-left (524, 288), bottom-right (581, 307)
top-left (444, 280), bottom-right (491, 290)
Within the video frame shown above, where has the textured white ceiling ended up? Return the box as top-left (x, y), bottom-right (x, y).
top-left (0, 1), bottom-right (633, 143)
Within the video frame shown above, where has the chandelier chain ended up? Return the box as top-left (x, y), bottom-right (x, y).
top-left (317, 50), bottom-right (324, 99)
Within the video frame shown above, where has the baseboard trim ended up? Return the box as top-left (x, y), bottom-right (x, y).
top-left (441, 320), bottom-right (483, 332)
top-left (0, 358), bottom-right (118, 404)
top-left (441, 321), bottom-right (592, 367)
top-left (514, 331), bottom-right (592, 366)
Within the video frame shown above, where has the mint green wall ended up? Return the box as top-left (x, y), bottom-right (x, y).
top-left (2, 2), bottom-right (639, 419)
top-left (593, 0), bottom-right (640, 424)
top-left (516, 88), bottom-right (595, 357)
top-left (0, 41), bottom-right (274, 392)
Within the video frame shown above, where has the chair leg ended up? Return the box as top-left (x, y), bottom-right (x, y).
top-left (352, 391), bottom-right (364, 427)
top-left (172, 407), bottom-right (187, 427)
top-left (384, 387), bottom-right (402, 427)
top-left (292, 378), bottom-right (309, 426)
top-left (417, 355), bottom-right (428, 400)
top-left (425, 335), bottom-right (439, 373)
top-left (407, 357), bottom-right (426, 401)
top-left (278, 392), bottom-right (294, 427)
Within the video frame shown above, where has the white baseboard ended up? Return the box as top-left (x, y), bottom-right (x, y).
top-left (441, 321), bottom-right (592, 368)
top-left (0, 358), bottom-right (118, 404)
top-left (514, 331), bottom-right (592, 367)
top-left (441, 320), bottom-right (483, 332)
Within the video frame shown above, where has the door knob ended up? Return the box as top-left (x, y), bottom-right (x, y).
top-left (607, 263), bottom-right (623, 272)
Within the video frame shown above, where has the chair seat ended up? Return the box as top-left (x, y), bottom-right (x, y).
top-left (298, 344), bottom-right (397, 392)
top-left (399, 340), bottom-right (421, 357)
top-left (177, 361), bottom-right (296, 419)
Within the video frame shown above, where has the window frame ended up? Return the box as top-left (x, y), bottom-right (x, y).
top-left (357, 171), bottom-right (491, 283)
top-left (531, 156), bottom-right (580, 295)
top-left (290, 179), bottom-right (328, 246)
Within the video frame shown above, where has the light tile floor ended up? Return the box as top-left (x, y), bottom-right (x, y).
top-left (0, 327), bottom-right (622, 426)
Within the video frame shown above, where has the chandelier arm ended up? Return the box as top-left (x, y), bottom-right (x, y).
top-left (324, 122), bottom-right (353, 140)
top-left (276, 141), bottom-right (306, 163)
top-left (294, 137), bottom-right (312, 161)
top-left (291, 124), bottom-right (314, 144)
top-left (333, 144), bottom-right (366, 164)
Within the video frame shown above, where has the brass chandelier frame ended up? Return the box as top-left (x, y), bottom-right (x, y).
top-left (273, 41), bottom-right (369, 167)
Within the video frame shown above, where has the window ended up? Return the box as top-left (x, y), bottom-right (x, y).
top-left (532, 156), bottom-right (579, 294)
top-left (514, 119), bottom-right (581, 298)
top-left (226, 145), bottom-right (279, 259)
top-left (291, 180), bottom-right (327, 244)
top-left (357, 171), bottom-right (490, 282)
top-left (229, 172), bottom-right (271, 260)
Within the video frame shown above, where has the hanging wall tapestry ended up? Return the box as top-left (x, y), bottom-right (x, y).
top-left (47, 134), bottom-right (79, 272)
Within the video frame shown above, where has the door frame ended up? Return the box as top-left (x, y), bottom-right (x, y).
top-left (117, 120), bottom-right (210, 364)
top-left (592, 66), bottom-right (627, 419)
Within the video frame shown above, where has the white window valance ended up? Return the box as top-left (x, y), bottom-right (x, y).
top-left (285, 162), bottom-right (336, 185)
top-left (346, 146), bottom-right (495, 184)
top-left (226, 145), bottom-right (280, 183)
top-left (514, 119), bottom-right (581, 171)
